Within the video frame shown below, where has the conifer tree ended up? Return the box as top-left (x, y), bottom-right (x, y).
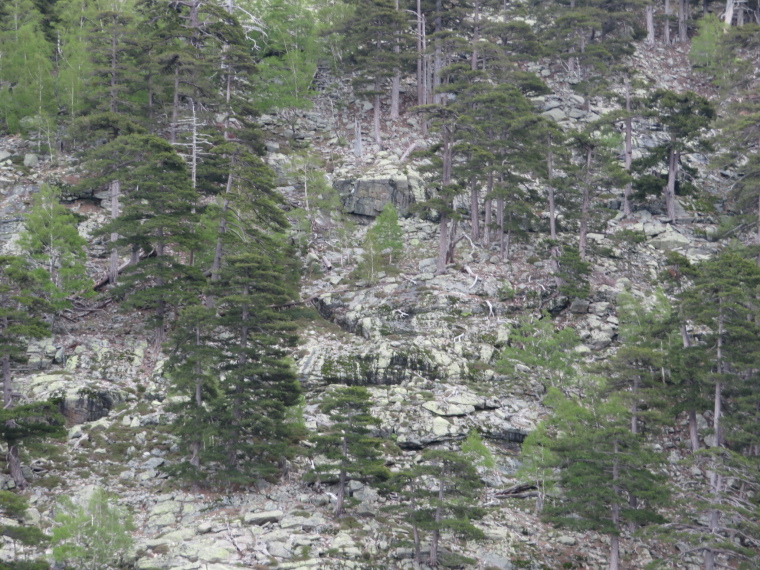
top-left (311, 385), bottom-right (388, 517)
top-left (0, 256), bottom-right (61, 488)
top-left (642, 90), bottom-right (714, 221)
top-left (418, 448), bottom-right (486, 566)
top-left (536, 388), bottom-right (669, 570)
top-left (341, 0), bottom-right (408, 143)
top-left (84, 133), bottom-right (203, 333)
top-left (208, 247), bottom-right (301, 483)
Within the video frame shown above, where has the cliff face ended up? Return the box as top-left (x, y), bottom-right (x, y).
top-left (0, 39), bottom-right (735, 570)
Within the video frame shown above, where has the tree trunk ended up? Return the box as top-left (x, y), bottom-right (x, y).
top-left (664, 0), bottom-right (671, 44)
top-left (579, 147), bottom-right (592, 258)
top-left (484, 172), bottom-right (493, 246)
top-left (688, 408), bottom-right (700, 453)
top-left (108, 180), bottom-right (120, 286)
top-left (354, 116), bottom-right (363, 158)
top-left (171, 66), bottom-right (180, 144)
top-left (391, 0), bottom-right (400, 119)
top-left (446, 219), bottom-right (458, 264)
top-left (436, 215), bottom-right (449, 275)
top-left (471, 1), bottom-right (480, 71)
top-left (110, 27), bottom-right (117, 113)
top-left (429, 478), bottom-right (444, 566)
top-left (470, 178), bottom-right (479, 242)
top-left (7, 445), bottom-right (25, 490)
top-left (373, 79), bottom-right (382, 145)
top-left (646, 5), bottom-right (655, 43)
top-left (678, 0), bottom-right (688, 41)
top-left (714, 303), bottom-right (724, 447)
top-left (609, 438), bottom-right (620, 570)
top-left (498, 196), bottom-right (505, 260)
top-left (624, 78), bottom-right (633, 217)
top-left (416, 0), bottom-right (424, 106)
top-left (724, 0), bottom-right (735, 27)
top-left (433, 0), bottom-right (442, 104)
top-left (665, 145), bottom-right (678, 221)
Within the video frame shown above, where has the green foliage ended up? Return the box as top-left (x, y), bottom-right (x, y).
top-left (355, 203), bottom-right (403, 283)
top-left (52, 487), bottom-right (134, 570)
top-left (537, 388), bottom-right (669, 535)
top-left (251, 0), bottom-right (318, 112)
top-left (496, 312), bottom-right (580, 388)
top-left (461, 430), bottom-right (495, 469)
top-left (689, 14), bottom-right (724, 70)
top-left (18, 184), bottom-right (91, 309)
top-left (311, 385), bottom-right (389, 516)
top-left (556, 245), bottom-right (591, 299)
top-left (0, 0), bottom-right (55, 132)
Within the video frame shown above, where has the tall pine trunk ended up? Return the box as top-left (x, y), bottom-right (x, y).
top-left (665, 145), bottom-right (678, 221)
top-left (429, 479), bottom-right (444, 566)
top-left (373, 77), bottom-right (382, 145)
top-left (609, 438), bottom-right (620, 570)
top-left (3, 348), bottom-right (26, 489)
top-left (646, 5), bottom-right (655, 43)
top-left (391, 0), bottom-right (400, 119)
top-left (624, 78), bottom-right (633, 216)
top-left (664, 0), bottom-right (672, 44)
top-left (579, 147), bottom-right (592, 258)
top-left (470, 178), bottom-right (479, 241)
top-left (108, 180), bottom-right (120, 285)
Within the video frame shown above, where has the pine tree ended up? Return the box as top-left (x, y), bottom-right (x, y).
top-left (536, 388), bottom-right (669, 570)
top-left (418, 448), bottom-right (486, 567)
top-left (208, 247), bottom-right (301, 483)
top-left (642, 90), bottom-right (714, 221)
top-left (340, 0), bottom-right (409, 144)
top-left (83, 133), bottom-right (203, 333)
top-left (0, 255), bottom-right (61, 489)
top-left (311, 385), bottom-right (388, 517)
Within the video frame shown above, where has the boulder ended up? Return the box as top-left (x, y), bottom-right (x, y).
top-left (648, 227), bottom-right (691, 251)
top-left (334, 175), bottom-right (413, 217)
top-left (244, 510), bottom-right (284, 525)
top-left (23, 154), bottom-right (38, 167)
top-left (60, 387), bottom-right (128, 424)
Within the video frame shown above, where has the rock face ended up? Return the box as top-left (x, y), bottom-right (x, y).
top-left (334, 174), bottom-right (413, 217)
top-left (332, 158), bottom-right (424, 217)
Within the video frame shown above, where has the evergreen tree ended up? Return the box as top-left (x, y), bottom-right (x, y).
top-left (208, 248), bottom-right (301, 483)
top-left (536, 388), bottom-right (669, 570)
top-left (311, 385), bottom-right (388, 517)
top-left (83, 133), bottom-right (203, 333)
top-left (0, 255), bottom-right (61, 489)
top-left (640, 90), bottom-right (714, 221)
top-left (0, 490), bottom-right (48, 567)
top-left (340, 0), bottom-right (409, 144)
top-left (418, 448), bottom-right (486, 567)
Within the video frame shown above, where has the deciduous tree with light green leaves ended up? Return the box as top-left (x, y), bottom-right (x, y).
top-left (52, 487), bottom-right (134, 570)
top-left (18, 184), bottom-right (90, 311)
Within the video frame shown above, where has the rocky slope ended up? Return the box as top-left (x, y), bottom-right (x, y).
top-left (0, 40), bottom-right (735, 570)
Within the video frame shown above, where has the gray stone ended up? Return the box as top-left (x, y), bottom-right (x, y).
top-left (481, 554), bottom-right (513, 570)
top-left (23, 154), bottom-right (38, 167)
top-left (0, 151), bottom-right (10, 161)
top-left (334, 175), bottom-right (413, 217)
top-left (648, 228), bottom-right (691, 251)
top-left (569, 299), bottom-right (590, 314)
top-left (557, 535), bottom-right (577, 546)
top-left (542, 108), bottom-right (567, 122)
top-left (144, 457), bottom-right (165, 469)
top-left (244, 510), bottom-right (284, 525)
top-left (60, 387), bottom-right (128, 424)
